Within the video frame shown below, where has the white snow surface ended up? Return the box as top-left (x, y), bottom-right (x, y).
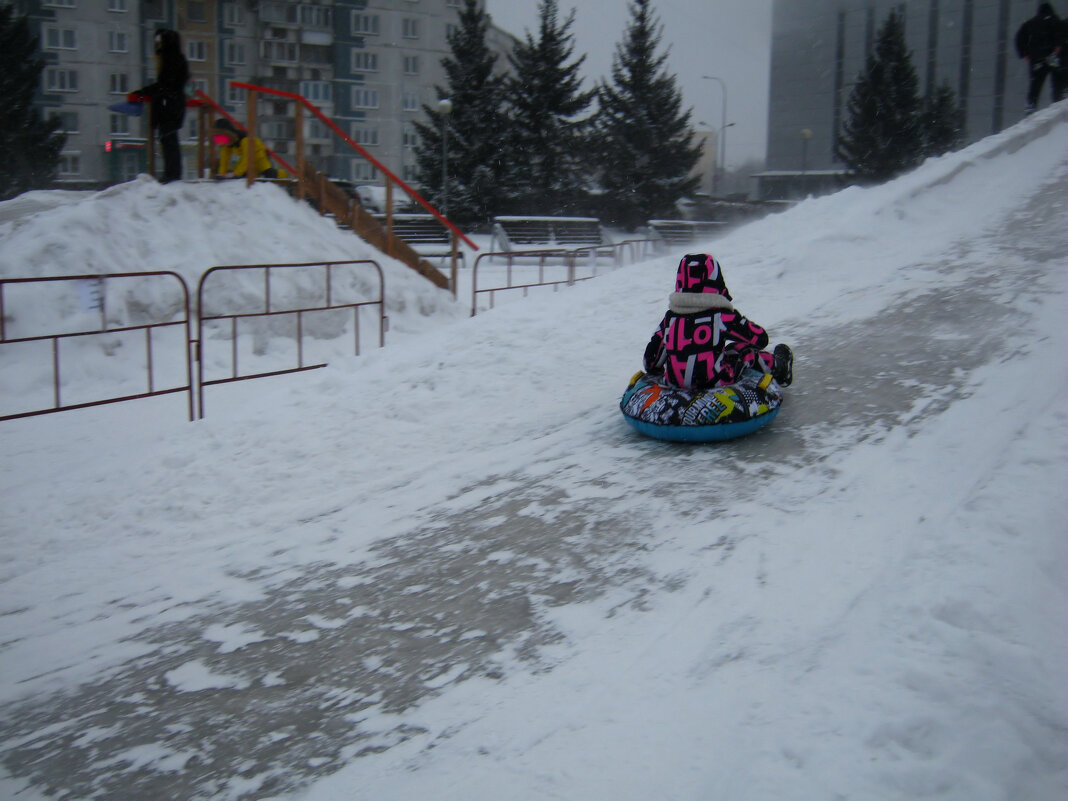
top-left (1, 105), bottom-right (1067, 800)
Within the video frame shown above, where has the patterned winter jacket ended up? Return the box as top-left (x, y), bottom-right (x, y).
top-left (643, 254), bottom-right (770, 390)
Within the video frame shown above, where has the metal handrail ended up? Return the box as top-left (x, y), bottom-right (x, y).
top-left (229, 81), bottom-right (477, 252)
top-left (192, 90), bottom-right (296, 176)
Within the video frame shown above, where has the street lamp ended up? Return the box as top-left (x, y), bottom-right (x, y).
top-left (702, 75), bottom-right (728, 197)
top-left (437, 98), bottom-right (453, 217)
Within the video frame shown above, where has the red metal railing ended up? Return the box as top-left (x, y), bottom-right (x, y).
top-left (195, 260), bottom-right (385, 418)
top-left (0, 272), bottom-right (194, 421)
top-left (191, 90), bottom-right (296, 178)
top-left (227, 81), bottom-right (477, 252)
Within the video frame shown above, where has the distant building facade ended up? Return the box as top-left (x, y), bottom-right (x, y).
top-left (9, 0), bottom-right (515, 189)
top-left (761, 0), bottom-right (1043, 200)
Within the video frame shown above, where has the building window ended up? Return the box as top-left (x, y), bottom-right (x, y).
top-left (108, 0), bottom-right (128, 11)
top-left (352, 88), bottom-right (379, 109)
top-left (402, 124), bottom-right (418, 149)
top-left (301, 6), bottom-right (332, 27)
top-left (300, 81), bottom-right (331, 103)
top-left (44, 27), bottom-right (78, 50)
top-left (263, 121), bottom-right (291, 140)
top-left (446, 0), bottom-right (462, 6)
top-left (225, 41), bottom-right (246, 65)
top-left (108, 31), bottom-right (128, 52)
top-left (110, 114), bottom-right (130, 135)
top-left (403, 55), bottom-right (420, 75)
top-left (144, 0), bottom-right (164, 19)
top-left (402, 18), bottom-right (419, 39)
top-left (188, 1), bottom-right (206, 22)
top-left (187, 40), bottom-right (207, 61)
top-left (262, 41), bottom-right (298, 62)
top-left (402, 90), bottom-right (419, 112)
top-left (44, 0), bottom-right (76, 7)
top-left (58, 111), bottom-right (79, 133)
top-left (45, 69), bottom-right (79, 92)
top-left (58, 153), bottom-right (81, 176)
top-left (351, 126), bottom-right (379, 146)
top-left (192, 78), bottom-right (208, 94)
top-left (352, 13), bottom-right (380, 36)
top-left (307, 119), bottom-right (330, 139)
top-left (109, 73), bottom-right (129, 94)
top-left (227, 85), bottom-right (247, 104)
top-left (224, 2), bottom-right (246, 26)
top-left (261, 2), bottom-right (298, 23)
top-left (351, 160), bottom-right (378, 182)
top-left (351, 50), bottom-right (378, 72)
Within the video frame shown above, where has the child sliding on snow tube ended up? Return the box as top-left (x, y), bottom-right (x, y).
top-left (643, 253), bottom-right (793, 390)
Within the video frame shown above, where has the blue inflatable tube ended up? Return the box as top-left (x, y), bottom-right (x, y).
top-left (620, 369), bottom-right (783, 443)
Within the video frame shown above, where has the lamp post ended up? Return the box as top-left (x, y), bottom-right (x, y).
top-left (800, 128), bottom-right (813, 198)
top-left (702, 75), bottom-right (728, 197)
top-left (437, 98), bottom-right (453, 217)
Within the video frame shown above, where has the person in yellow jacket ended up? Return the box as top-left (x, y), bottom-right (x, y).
top-left (211, 118), bottom-right (284, 179)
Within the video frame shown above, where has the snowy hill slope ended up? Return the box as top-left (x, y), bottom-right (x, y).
top-left (1, 104), bottom-right (1066, 801)
top-left (0, 175), bottom-right (466, 337)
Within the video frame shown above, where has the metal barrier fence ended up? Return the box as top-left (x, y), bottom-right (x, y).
top-left (0, 261), bottom-right (385, 423)
top-left (195, 260), bottom-right (385, 418)
top-left (470, 239), bottom-right (658, 317)
top-left (0, 272), bottom-right (195, 421)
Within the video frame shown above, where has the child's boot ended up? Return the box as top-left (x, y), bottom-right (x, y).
top-left (772, 344), bottom-right (793, 387)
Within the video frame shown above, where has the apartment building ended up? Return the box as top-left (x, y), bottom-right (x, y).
top-left (761, 0), bottom-right (1042, 199)
top-left (11, 0), bottom-right (513, 188)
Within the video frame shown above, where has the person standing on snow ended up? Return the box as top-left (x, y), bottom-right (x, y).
top-left (131, 29), bottom-right (190, 183)
top-left (1015, 3), bottom-right (1064, 111)
top-left (643, 253), bottom-right (793, 390)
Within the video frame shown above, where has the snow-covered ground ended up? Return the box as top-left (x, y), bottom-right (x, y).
top-left (1, 104), bottom-right (1066, 801)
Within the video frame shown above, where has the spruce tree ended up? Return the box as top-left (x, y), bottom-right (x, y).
top-left (593, 0), bottom-right (701, 230)
top-left (0, 7), bottom-right (66, 201)
top-left (920, 83), bottom-right (965, 158)
top-left (836, 10), bottom-right (923, 183)
top-left (504, 0), bottom-right (596, 216)
top-left (412, 0), bottom-right (510, 228)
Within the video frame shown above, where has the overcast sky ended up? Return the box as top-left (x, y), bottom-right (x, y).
top-left (485, 0), bottom-right (774, 167)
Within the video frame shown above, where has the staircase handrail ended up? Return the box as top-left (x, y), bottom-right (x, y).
top-left (230, 81), bottom-right (477, 251)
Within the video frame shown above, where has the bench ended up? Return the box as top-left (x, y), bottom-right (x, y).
top-left (491, 216), bottom-right (607, 251)
top-left (645, 219), bottom-right (727, 247)
top-left (374, 213), bottom-right (464, 265)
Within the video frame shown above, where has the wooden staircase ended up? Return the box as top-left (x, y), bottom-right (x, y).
top-left (190, 85), bottom-right (471, 293)
top-left (295, 163), bottom-right (451, 290)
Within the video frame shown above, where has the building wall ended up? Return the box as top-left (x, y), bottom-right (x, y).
top-left (14, 0), bottom-right (146, 186)
top-left (11, 0), bottom-right (512, 189)
top-left (765, 0), bottom-right (1041, 195)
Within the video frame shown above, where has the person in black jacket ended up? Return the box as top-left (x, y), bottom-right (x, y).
top-left (133, 29), bottom-right (190, 182)
top-left (1015, 3), bottom-right (1064, 111)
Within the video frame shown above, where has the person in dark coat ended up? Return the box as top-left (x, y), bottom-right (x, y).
top-left (1056, 15), bottom-right (1068, 101)
top-left (132, 29), bottom-right (190, 182)
top-left (1015, 3), bottom-right (1064, 110)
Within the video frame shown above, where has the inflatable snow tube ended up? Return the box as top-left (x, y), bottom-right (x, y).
top-left (619, 369), bottom-right (783, 443)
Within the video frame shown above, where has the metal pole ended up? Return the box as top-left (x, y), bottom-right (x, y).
top-left (437, 98), bottom-right (452, 217)
top-left (702, 75), bottom-right (727, 196)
